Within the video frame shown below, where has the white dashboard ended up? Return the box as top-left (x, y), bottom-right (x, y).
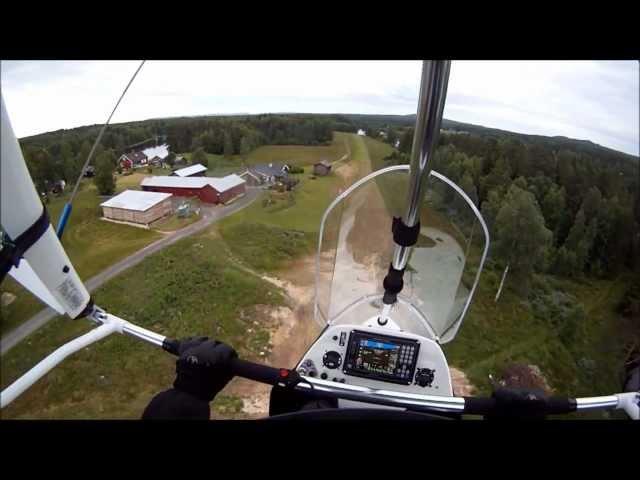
top-left (296, 324), bottom-right (453, 400)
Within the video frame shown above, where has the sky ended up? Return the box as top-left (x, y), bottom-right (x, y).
top-left (1, 60), bottom-right (638, 156)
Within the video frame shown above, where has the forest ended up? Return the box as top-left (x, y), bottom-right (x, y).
top-left (17, 113), bottom-right (357, 194)
top-left (379, 124), bottom-right (639, 293)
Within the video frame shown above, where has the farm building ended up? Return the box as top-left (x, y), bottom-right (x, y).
top-left (313, 161), bottom-right (332, 176)
top-left (239, 163), bottom-right (290, 186)
top-left (239, 170), bottom-right (262, 187)
top-left (357, 129), bottom-right (366, 136)
top-left (100, 190), bottom-right (173, 226)
top-left (171, 164), bottom-right (208, 177)
top-left (142, 144), bottom-right (170, 162)
top-left (140, 174), bottom-right (246, 205)
top-left (119, 151), bottom-right (148, 169)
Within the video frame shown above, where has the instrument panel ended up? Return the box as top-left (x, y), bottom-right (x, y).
top-left (297, 324), bottom-right (453, 397)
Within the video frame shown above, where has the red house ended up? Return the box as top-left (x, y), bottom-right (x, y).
top-left (119, 151), bottom-right (148, 169)
top-left (140, 174), bottom-right (246, 205)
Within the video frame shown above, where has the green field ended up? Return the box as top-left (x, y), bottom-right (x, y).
top-left (181, 132), bottom-right (351, 176)
top-left (216, 133), bottom-right (358, 273)
top-left (245, 132), bottom-right (350, 167)
top-left (1, 179), bottom-right (162, 335)
top-left (0, 138), bottom-right (358, 419)
top-left (0, 227), bottom-right (285, 419)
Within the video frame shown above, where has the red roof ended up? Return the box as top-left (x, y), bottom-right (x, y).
top-left (124, 151), bottom-right (148, 163)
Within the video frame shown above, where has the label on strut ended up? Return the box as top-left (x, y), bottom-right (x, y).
top-left (56, 278), bottom-right (84, 312)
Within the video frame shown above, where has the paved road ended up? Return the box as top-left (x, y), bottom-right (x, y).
top-left (0, 188), bottom-right (261, 356)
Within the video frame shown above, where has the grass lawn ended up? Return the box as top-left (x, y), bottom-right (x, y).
top-left (442, 266), bottom-right (634, 409)
top-left (245, 132), bottom-right (350, 167)
top-left (180, 132), bottom-right (351, 177)
top-left (1, 177), bottom-right (163, 336)
top-left (217, 133), bottom-right (390, 273)
top-left (0, 227), bottom-right (285, 419)
top-left (151, 211), bottom-right (201, 233)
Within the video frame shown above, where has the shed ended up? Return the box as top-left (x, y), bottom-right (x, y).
top-left (100, 190), bottom-right (173, 226)
top-left (172, 164), bottom-right (208, 177)
top-left (313, 161), bottom-right (332, 176)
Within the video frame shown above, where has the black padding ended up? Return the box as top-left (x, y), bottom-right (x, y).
top-left (545, 397), bottom-right (577, 414)
top-left (464, 389), bottom-right (577, 419)
top-left (1, 207), bottom-right (51, 281)
top-left (392, 216), bottom-right (421, 247)
top-left (383, 263), bottom-right (405, 295)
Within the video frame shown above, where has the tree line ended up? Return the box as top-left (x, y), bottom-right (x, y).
top-left (384, 127), bottom-right (640, 293)
top-left (18, 114), bottom-right (358, 196)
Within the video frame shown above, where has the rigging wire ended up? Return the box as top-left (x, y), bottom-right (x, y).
top-left (56, 60), bottom-right (146, 238)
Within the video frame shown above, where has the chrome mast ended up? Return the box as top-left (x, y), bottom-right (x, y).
top-left (379, 61), bottom-right (451, 320)
top-left (392, 60), bottom-right (451, 270)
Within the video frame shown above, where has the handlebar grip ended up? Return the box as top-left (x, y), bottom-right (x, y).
top-left (162, 337), bottom-right (180, 355)
top-left (230, 358), bottom-right (282, 386)
top-left (162, 338), bottom-right (284, 386)
top-left (463, 395), bottom-right (577, 416)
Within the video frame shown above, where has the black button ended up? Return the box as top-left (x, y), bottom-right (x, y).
top-left (321, 372), bottom-right (328, 380)
top-left (308, 371), bottom-right (316, 377)
top-left (332, 377), bottom-right (338, 382)
top-left (340, 378), bottom-right (345, 383)
top-left (332, 335), bottom-right (338, 341)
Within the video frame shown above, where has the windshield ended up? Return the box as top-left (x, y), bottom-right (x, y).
top-left (315, 166), bottom-right (489, 343)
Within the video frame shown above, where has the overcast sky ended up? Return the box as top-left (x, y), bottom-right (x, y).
top-left (1, 60), bottom-right (638, 156)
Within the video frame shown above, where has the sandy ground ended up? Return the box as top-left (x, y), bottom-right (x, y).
top-left (216, 254), bottom-right (322, 419)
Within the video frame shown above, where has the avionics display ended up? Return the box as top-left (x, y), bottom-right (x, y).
top-left (344, 331), bottom-right (420, 385)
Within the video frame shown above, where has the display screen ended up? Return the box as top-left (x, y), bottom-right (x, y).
top-left (344, 331), bottom-right (420, 385)
top-left (356, 339), bottom-right (400, 375)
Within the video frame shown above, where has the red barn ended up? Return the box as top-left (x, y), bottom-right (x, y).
top-left (140, 174), bottom-right (246, 205)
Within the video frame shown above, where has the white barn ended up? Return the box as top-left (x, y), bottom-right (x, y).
top-left (100, 190), bottom-right (173, 226)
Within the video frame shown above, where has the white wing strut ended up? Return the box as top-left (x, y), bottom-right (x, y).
top-left (8, 260), bottom-right (65, 314)
top-left (1, 95), bottom-right (90, 318)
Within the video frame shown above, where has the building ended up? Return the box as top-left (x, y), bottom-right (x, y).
top-left (171, 164), bottom-right (208, 177)
top-left (140, 174), bottom-right (246, 205)
top-left (239, 163), bottom-right (290, 186)
top-left (100, 190), bottom-right (173, 226)
top-left (142, 144), bottom-right (170, 162)
top-left (313, 161), bottom-right (332, 176)
top-left (119, 151), bottom-right (148, 169)
top-left (239, 170), bottom-right (262, 187)
top-left (357, 129), bottom-right (366, 136)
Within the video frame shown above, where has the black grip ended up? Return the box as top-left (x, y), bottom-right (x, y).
top-left (162, 337), bottom-right (180, 355)
top-left (462, 395), bottom-right (577, 416)
top-left (229, 358), bottom-right (282, 386)
top-left (162, 338), bottom-right (283, 386)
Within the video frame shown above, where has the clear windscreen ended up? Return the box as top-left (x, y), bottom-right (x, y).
top-left (315, 167), bottom-right (489, 343)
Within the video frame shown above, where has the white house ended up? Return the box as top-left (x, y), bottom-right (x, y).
top-left (357, 129), bottom-right (366, 136)
top-left (142, 144), bottom-right (170, 166)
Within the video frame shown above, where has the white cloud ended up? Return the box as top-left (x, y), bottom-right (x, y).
top-left (1, 60), bottom-right (637, 155)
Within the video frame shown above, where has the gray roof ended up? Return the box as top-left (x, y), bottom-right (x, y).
top-left (100, 190), bottom-right (172, 211)
top-left (173, 164), bottom-right (207, 177)
top-left (249, 163), bottom-right (288, 177)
